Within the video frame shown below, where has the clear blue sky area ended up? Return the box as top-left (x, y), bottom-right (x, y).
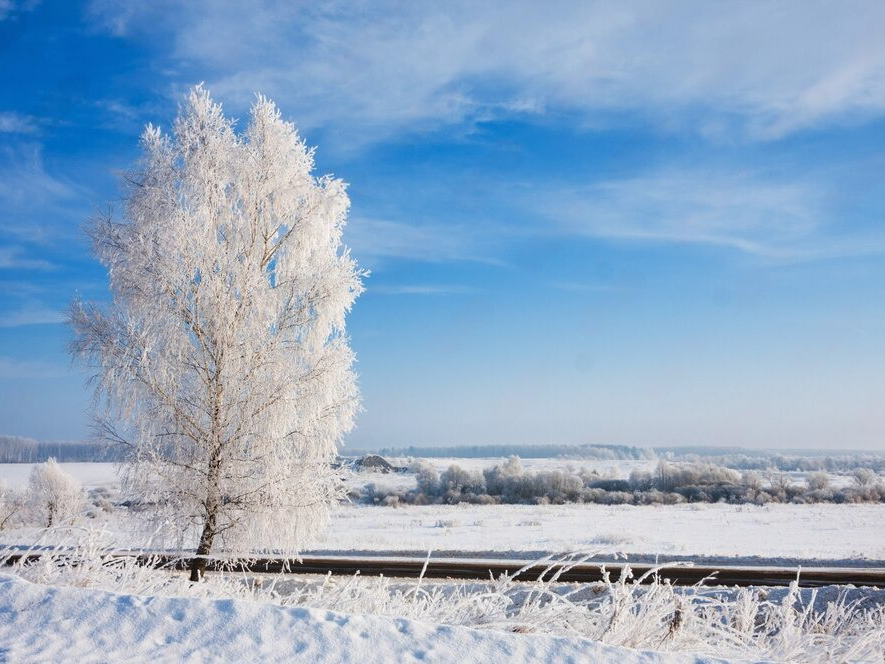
top-left (2, 2), bottom-right (885, 449)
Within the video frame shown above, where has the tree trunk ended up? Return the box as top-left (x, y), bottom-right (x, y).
top-left (191, 366), bottom-right (224, 582)
top-left (189, 454), bottom-right (222, 581)
top-left (189, 510), bottom-right (217, 581)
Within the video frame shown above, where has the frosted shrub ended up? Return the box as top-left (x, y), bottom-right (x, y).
top-left (411, 461), bottom-right (440, 496)
top-left (807, 471), bottom-right (830, 491)
top-left (0, 481), bottom-right (25, 530)
top-left (439, 465), bottom-right (484, 498)
top-left (853, 468), bottom-right (877, 486)
top-left (628, 468), bottom-right (654, 491)
top-left (769, 473), bottom-right (795, 499)
top-left (88, 487), bottom-right (115, 514)
top-left (26, 458), bottom-right (85, 527)
top-left (741, 470), bottom-right (763, 491)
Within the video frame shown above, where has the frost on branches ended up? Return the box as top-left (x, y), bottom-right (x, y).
top-left (70, 86), bottom-right (364, 579)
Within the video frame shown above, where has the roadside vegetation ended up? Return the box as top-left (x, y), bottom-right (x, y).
top-left (3, 539), bottom-right (884, 663)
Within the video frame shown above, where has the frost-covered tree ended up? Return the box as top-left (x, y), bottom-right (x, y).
top-left (70, 86), bottom-right (364, 580)
top-left (27, 458), bottom-right (85, 527)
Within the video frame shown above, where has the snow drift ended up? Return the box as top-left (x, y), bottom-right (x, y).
top-left (0, 574), bottom-right (722, 663)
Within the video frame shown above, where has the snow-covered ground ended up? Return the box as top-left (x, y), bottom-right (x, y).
top-left (0, 574), bottom-right (720, 663)
top-left (316, 502), bottom-right (885, 563)
top-left (2, 462), bottom-right (884, 564)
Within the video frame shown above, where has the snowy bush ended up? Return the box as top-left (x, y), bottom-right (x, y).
top-left (853, 468), bottom-right (878, 486)
top-left (439, 464), bottom-right (485, 499)
top-left (381, 495), bottom-right (400, 508)
top-left (0, 481), bottom-right (25, 530)
top-left (411, 461), bottom-right (440, 496)
top-left (88, 487), bottom-right (115, 514)
top-left (807, 471), bottom-right (831, 491)
top-left (628, 468), bottom-right (654, 491)
top-left (26, 458), bottom-right (85, 527)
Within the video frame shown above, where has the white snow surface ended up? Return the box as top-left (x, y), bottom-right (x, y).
top-left (319, 502), bottom-right (885, 562)
top-left (0, 574), bottom-right (726, 664)
top-left (0, 462), bottom-right (119, 490)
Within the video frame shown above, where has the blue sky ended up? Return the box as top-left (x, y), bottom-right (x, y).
top-left (2, 1), bottom-right (885, 449)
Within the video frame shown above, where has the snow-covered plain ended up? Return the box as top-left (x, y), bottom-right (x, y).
top-left (0, 462), bottom-right (120, 490)
top-left (318, 502), bottom-right (885, 563)
top-left (1, 462), bottom-right (883, 563)
top-left (0, 574), bottom-right (720, 664)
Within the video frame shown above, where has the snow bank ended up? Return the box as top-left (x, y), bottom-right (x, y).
top-left (0, 574), bottom-right (727, 663)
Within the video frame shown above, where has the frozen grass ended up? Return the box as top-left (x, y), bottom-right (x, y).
top-left (3, 528), bottom-right (885, 662)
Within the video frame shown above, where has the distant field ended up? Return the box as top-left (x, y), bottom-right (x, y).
top-left (0, 462), bottom-right (119, 490)
top-left (316, 502), bottom-right (885, 564)
top-left (1, 461), bottom-right (882, 564)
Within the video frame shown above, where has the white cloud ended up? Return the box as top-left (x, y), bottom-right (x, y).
top-left (370, 284), bottom-right (476, 296)
top-left (0, 304), bottom-right (65, 328)
top-left (0, 0), bottom-right (39, 22)
top-left (533, 168), bottom-right (885, 261)
top-left (0, 144), bottom-right (80, 206)
top-left (548, 281), bottom-right (631, 294)
top-left (345, 216), bottom-right (500, 265)
top-left (89, 1), bottom-right (885, 142)
top-left (0, 247), bottom-right (54, 270)
top-left (0, 356), bottom-right (66, 379)
top-left (0, 142), bottom-right (90, 253)
top-left (0, 112), bottom-right (38, 134)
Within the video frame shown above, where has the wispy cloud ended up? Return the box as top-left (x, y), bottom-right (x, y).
top-left (531, 168), bottom-right (885, 261)
top-left (0, 143), bottom-right (81, 209)
top-left (345, 217), bottom-right (500, 265)
top-left (0, 356), bottom-right (67, 379)
top-left (0, 0), bottom-right (39, 22)
top-left (0, 304), bottom-right (65, 328)
top-left (0, 112), bottom-right (38, 134)
top-left (547, 280), bottom-right (633, 294)
top-left (0, 247), bottom-right (55, 270)
top-left (90, 1), bottom-right (885, 144)
top-left (370, 284), bottom-right (477, 296)
top-left (0, 142), bottom-right (90, 255)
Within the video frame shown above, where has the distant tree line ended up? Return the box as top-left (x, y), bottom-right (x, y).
top-left (365, 444), bottom-right (657, 460)
top-left (668, 452), bottom-right (885, 473)
top-left (0, 436), bottom-right (126, 463)
top-left (359, 457), bottom-right (885, 507)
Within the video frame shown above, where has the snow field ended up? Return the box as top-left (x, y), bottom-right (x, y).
top-left (2, 462), bottom-right (884, 563)
top-left (0, 574), bottom-right (725, 663)
top-left (319, 502), bottom-right (885, 562)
